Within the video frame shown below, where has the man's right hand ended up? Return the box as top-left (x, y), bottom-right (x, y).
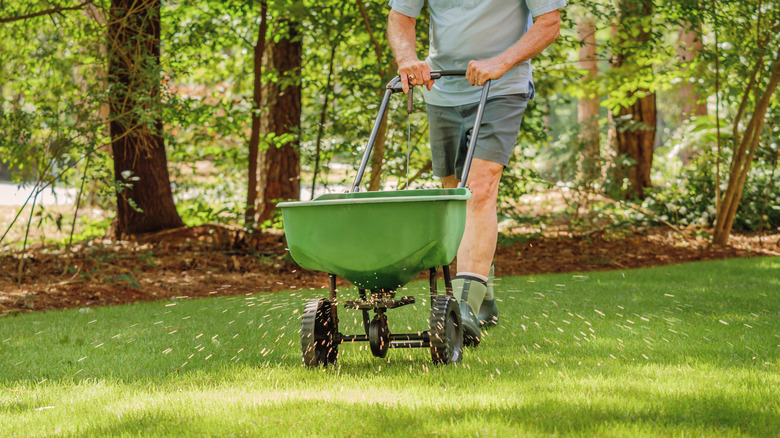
top-left (388, 10), bottom-right (434, 94)
top-left (397, 60), bottom-right (433, 94)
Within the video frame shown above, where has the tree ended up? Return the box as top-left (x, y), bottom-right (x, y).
top-left (676, 16), bottom-right (708, 165)
top-left (245, 0), bottom-right (269, 225)
top-left (704, 0), bottom-right (780, 245)
top-left (254, 15), bottom-right (302, 224)
top-left (309, 3), bottom-right (347, 199)
top-left (612, 0), bottom-right (657, 200)
top-left (714, 57), bottom-right (780, 245)
top-left (576, 11), bottom-right (600, 182)
top-left (677, 21), bottom-right (707, 121)
top-left (108, 0), bottom-right (183, 235)
top-left (357, 0), bottom-right (397, 192)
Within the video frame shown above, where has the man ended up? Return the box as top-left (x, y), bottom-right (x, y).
top-left (387, 0), bottom-right (565, 344)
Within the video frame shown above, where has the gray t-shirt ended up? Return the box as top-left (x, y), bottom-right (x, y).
top-left (389, 0), bottom-right (567, 106)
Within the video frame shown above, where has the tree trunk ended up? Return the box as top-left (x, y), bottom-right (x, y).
top-left (255, 18), bottom-right (302, 224)
top-left (677, 21), bottom-right (707, 120)
top-left (577, 13), bottom-right (600, 182)
top-left (357, 0), bottom-right (395, 192)
top-left (614, 94), bottom-right (656, 199)
top-left (108, 0), bottom-right (183, 236)
top-left (677, 21), bottom-right (707, 165)
top-left (368, 109), bottom-right (390, 191)
top-left (245, 1), bottom-right (268, 226)
top-left (366, 62), bottom-right (398, 191)
top-left (613, 0), bottom-right (656, 200)
top-left (713, 56), bottom-right (780, 246)
top-left (0, 155), bottom-right (10, 181)
top-left (311, 41), bottom-right (339, 200)
top-left (605, 21), bottom-right (619, 179)
top-left (367, 58), bottom-right (398, 192)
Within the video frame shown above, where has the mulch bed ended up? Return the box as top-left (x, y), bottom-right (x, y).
top-left (1, 225), bottom-right (777, 314)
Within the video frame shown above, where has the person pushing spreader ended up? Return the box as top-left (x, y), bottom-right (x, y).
top-left (282, 0), bottom-right (564, 367)
top-left (383, 0), bottom-right (565, 362)
top-left (279, 71), bottom-right (490, 366)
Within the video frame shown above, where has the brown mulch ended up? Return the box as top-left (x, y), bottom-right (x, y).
top-left (0, 225), bottom-right (777, 315)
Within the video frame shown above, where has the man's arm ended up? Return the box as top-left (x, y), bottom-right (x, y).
top-left (388, 9), bottom-right (433, 93)
top-left (467, 9), bottom-right (562, 87)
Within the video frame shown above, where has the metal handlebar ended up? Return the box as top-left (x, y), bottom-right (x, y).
top-left (351, 70), bottom-right (491, 192)
top-left (385, 69), bottom-right (468, 93)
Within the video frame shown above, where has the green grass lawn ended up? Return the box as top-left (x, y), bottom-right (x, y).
top-left (1, 257), bottom-right (778, 437)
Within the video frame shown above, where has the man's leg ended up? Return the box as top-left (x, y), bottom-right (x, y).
top-left (443, 158), bottom-right (503, 278)
top-left (433, 94), bottom-right (530, 342)
top-left (443, 158), bottom-right (502, 343)
top-left (479, 262), bottom-right (499, 327)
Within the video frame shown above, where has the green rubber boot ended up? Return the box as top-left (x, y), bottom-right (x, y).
top-left (479, 264), bottom-right (499, 328)
top-left (451, 276), bottom-right (487, 346)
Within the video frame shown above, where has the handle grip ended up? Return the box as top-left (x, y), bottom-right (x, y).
top-left (386, 70), bottom-right (468, 93)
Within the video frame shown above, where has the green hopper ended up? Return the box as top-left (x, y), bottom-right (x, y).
top-left (280, 188), bottom-right (470, 291)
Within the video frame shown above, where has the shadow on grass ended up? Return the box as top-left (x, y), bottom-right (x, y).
top-left (56, 386), bottom-right (777, 436)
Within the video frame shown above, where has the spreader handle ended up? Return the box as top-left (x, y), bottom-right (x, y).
top-left (458, 79), bottom-right (491, 188)
top-left (385, 69), bottom-right (467, 93)
top-left (351, 70), bottom-right (491, 192)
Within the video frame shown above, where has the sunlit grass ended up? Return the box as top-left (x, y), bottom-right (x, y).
top-left (1, 257), bottom-right (778, 437)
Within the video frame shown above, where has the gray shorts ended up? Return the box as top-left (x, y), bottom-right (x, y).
top-left (426, 86), bottom-right (533, 179)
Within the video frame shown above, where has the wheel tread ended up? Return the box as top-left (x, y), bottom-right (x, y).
top-left (429, 295), bottom-right (463, 364)
top-left (301, 298), bottom-right (338, 367)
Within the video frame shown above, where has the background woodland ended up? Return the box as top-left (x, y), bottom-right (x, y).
top-left (1, 0), bottom-right (778, 252)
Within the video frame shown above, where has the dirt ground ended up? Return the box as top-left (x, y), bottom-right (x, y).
top-left (1, 224), bottom-right (777, 315)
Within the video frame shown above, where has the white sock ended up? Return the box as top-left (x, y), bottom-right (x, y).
top-left (456, 271), bottom-right (488, 283)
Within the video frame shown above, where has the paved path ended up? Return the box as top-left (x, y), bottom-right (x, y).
top-left (0, 182), bottom-right (78, 207)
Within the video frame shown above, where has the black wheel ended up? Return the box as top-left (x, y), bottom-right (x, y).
top-left (301, 298), bottom-right (338, 367)
top-left (429, 295), bottom-right (463, 364)
top-left (369, 313), bottom-right (390, 358)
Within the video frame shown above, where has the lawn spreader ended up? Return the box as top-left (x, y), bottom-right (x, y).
top-left (279, 70), bottom-right (491, 367)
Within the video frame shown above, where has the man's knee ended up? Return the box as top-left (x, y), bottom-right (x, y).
top-left (468, 179), bottom-right (498, 207)
top-left (465, 160), bottom-right (502, 202)
top-left (468, 158), bottom-right (504, 191)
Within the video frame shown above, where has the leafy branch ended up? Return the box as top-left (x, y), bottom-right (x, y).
top-left (0, 1), bottom-right (94, 24)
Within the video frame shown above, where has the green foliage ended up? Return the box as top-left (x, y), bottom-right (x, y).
top-left (645, 167), bottom-right (780, 232)
top-left (644, 125), bottom-right (780, 231)
top-left (177, 197), bottom-right (244, 227)
top-left (0, 1), bottom-right (107, 182)
top-left (1, 0), bottom-right (779, 244)
top-left (63, 216), bottom-right (113, 243)
top-left (0, 2), bottom-right (118, 246)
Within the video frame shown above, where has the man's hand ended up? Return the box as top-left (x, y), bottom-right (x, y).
top-left (467, 9), bottom-right (561, 87)
top-left (398, 59), bottom-right (433, 93)
top-left (388, 10), bottom-right (434, 94)
top-left (466, 56), bottom-right (510, 87)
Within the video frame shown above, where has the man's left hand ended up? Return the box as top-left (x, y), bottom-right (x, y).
top-left (466, 57), bottom-right (509, 87)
